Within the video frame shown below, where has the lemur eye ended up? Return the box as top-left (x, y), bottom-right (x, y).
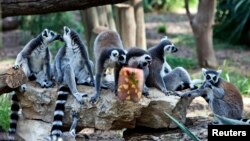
top-left (65, 28), bottom-right (69, 34)
top-left (50, 32), bottom-right (55, 36)
top-left (112, 52), bottom-right (118, 57)
top-left (145, 56), bottom-right (151, 60)
top-left (213, 76), bottom-right (217, 81)
top-left (206, 75), bottom-right (211, 80)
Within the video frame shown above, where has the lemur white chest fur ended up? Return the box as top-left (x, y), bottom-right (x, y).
top-left (160, 60), bottom-right (172, 78)
top-left (29, 43), bottom-right (48, 73)
top-left (64, 44), bottom-right (83, 74)
top-left (103, 59), bottom-right (116, 73)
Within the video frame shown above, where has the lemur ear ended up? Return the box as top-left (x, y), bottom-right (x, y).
top-left (217, 69), bottom-right (222, 75)
top-left (64, 26), bottom-right (70, 34)
top-left (201, 68), bottom-right (207, 75)
top-left (42, 29), bottom-right (48, 37)
top-left (160, 36), bottom-right (168, 42)
top-left (124, 50), bottom-right (128, 54)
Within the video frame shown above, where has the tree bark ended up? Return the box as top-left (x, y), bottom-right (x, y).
top-left (105, 5), bottom-right (117, 31)
top-left (80, 8), bottom-right (99, 43)
top-left (1, 0), bottom-right (128, 18)
top-left (184, 0), bottom-right (217, 68)
top-left (115, 4), bottom-right (136, 49)
top-left (131, 0), bottom-right (147, 50)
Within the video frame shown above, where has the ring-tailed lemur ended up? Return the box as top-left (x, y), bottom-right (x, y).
top-left (125, 47), bottom-right (152, 96)
top-left (50, 26), bottom-right (94, 138)
top-left (146, 37), bottom-right (178, 95)
top-left (53, 26), bottom-right (95, 104)
top-left (90, 30), bottom-right (126, 103)
top-left (146, 37), bottom-right (198, 94)
top-left (181, 68), bottom-right (250, 124)
top-left (14, 29), bottom-right (61, 88)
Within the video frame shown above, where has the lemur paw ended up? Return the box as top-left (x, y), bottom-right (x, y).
top-left (19, 84), bottom-right (27, 92)
top-left (163, 90), bottom-right (177, 96)
top-left (69, 129), bottom-right (76, 137)
top-left (142, 91), bottom-right (149, 97)
top-left (90, 94), bottom-right (99, 104)
top-left (89, 80), bottom-right (95, 87)
top-left (12, 65), bottom-right (19, 70)
top-left (74, 93), bottom-right (88, 104)
top-left (28, 74), bottom-right (36, 81)
top-left (41, 80), bottom-right (53, 88)
top-left (71, 110), bottom-right (79, 118)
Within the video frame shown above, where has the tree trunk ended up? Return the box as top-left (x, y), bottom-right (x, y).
top-left (105, 5), bottom-right (117, 31)
top-left (80, 8), bottom-right (99, 61)
top-left (131, 0), bottom-right (147, 50)
top-left (185, 0), bottom-right (217, 68)
top-left (1, 0), bottom-right (128, 17)
top-left (115, 4), bottom-right (136, 49)
top-left (97, 6), bottom-right (109, 28)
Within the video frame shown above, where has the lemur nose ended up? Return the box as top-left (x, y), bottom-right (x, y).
top-left (142, 62), bottom-right (148, 67)
top-left (119, 56), bottom-right (124, 61)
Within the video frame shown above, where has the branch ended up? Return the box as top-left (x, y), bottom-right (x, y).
top-left (1, 0), bottom-right (129, 17)
top-left (184, 0), bottom-right (194, 22)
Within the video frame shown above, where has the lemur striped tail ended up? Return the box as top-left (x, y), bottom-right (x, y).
top-left (8, 91), bottom-right (20, 140)
top-left (51, 86), bottom-right (70, 137)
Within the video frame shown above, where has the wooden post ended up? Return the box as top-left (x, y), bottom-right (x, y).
top-left (131, 0), bottom-right (147, 50)
top-left (80, 7), bottom-right (99, 61)
top-left (115, 4), bottom-right (136, 49)
top-left (105, 5), bottom-right (117, 31)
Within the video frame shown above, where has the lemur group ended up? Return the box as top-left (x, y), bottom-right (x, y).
top-left (9, 26), bottom-right (249, 140)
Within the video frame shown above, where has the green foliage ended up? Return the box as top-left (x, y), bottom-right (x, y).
top-left (0, 94), bottom-right (11, 131)
top-left (19, 12), bottom-right (83, 36)
top-left (165, 112), bottom-right (201, 141)
top-left (157, 24), bottom-right (167, 33)
top-left (214, 0), bottom-right (250, 45)
top-left (166, 54), bottom-right (197, 70)
top-left (143, 0), bottom-right (198, 12)
top-left (220, 69), bottom-right (250, 95)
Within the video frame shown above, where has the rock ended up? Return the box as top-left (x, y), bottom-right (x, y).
top-left (17, 118), bottom-right (51, 141)
top-left (16, 82), bottom-right (191, 140)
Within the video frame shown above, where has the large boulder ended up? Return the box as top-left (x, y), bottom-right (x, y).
top-left (15, 82), bottom-right (191, 140)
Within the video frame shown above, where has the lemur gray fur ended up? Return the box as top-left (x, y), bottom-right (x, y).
top-left (14, 29), bottom-right (61, 88)
top-left (125, 47), bottom-right (152, 96)
top-left (181, 68), bottom-right (249, 124)
top-left (54, 26), bottom-right (95, 104)
top-left (146, 37), bottom-right (178, 95)
top-left (90, 30), bottom-right (127, 103)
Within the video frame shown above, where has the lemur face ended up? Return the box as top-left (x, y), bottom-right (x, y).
top-left (42, 29), bottom-right (59, 43)
top-left (160, 36), bottom-right (178, 55)
top-left (202, 68), bottom-right (222, 85)
top-left (110, 49), bottom-right (126, 65)
top-left (63, 26), bottom-right (72, 45)
top-left (128, 54), bottom-right (152, 69)
top-left (117, 49), bottom-right (127, 65)
top-left (110, 50), bottom-right (119, 62)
